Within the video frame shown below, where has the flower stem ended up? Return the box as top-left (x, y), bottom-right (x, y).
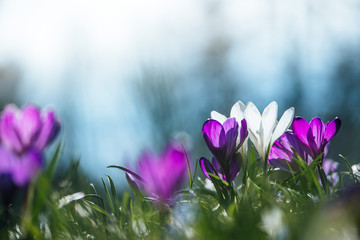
top-left (317, 163), bottom-right (329, 197)
top-left (263, 145), bottom-right (271, 174)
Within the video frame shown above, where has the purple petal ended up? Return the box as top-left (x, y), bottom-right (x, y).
top-left (309, 117), bottom-right (325, 152)
top-left (211, 157), bottom-right (227, 181)
top-left (268, 134), bottom-right (292, 163)
top-left (320, 171), bottom-right (339, 187)
top-left (268, 145), bottom-right (294, 171)
top-left (228, 157), bottom-right (241, 182)
top-left (35, 110), bottom-right (61, 150)
top-left (223, 119), bottom-right (238, 164)
top-left (322, 159), bottom-right (339, 175)
top-left (202, 120), bottom-right (225, 148)
top-left (162, 143), bottom-right (187, 182)
top-left (330, 173), bottom-right (339, 186)
top-left (138, 152), bottom-right (157, 182)
top-left (239, 118), bottom-right (248, 146)
top-left (202, 120), bottom-right (229, 163)
top-left (0, 105), bottom-right (22, 152)
top-left (286, 131), bottom-right (307, 160)
top-left (18, 105), bottom-right (41, 148)
top-left (137, 144), bottom-right (187, 202)
top-left (324, 117), bottom-right (341, 143)
top-left (0, 147), bottom-right (13, 174)
top-left (211, 157), bottom-right (222, 172)
top-left (322, 159), bottom-right (339, 187)
top-left (199, 157), bottom-right (213, 180)
top-left (268, 132), bottom-right (301, 172)
top-left (278, 132), bottom-right (292, 152)
top-left (139, 158), bottom-right (169, 200)
top-left (324, 144), bottom-right (330, 158)
top-left (12, 149), bottom-right (43, 186)
top-left (223, 118), bottom-right (238, 135)
top-left (292, 117), bottom-right (310, 147)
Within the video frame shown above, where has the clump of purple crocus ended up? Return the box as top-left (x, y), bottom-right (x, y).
top-left (200, 118), bottom-right (248, 184)
top-left (123, 142), bottom-right (188, 204)
top-left (0, 104), bottom-right (60, 187)
top-left (268, 116), bottom-right (341, 187)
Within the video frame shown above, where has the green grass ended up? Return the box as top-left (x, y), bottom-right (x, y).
top-left (1, 145), bottom-right (358, 239)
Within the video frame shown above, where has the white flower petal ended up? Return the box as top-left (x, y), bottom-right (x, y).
top-left (261, 101), bottom-right (278, 151)
top-left (248, 128), bottom-right (262, 158)
top-left (210, 111), bottom-right (227, 124)
top-left (271, 107), bottom-right (295, 144)
top-left (244, 102), bottom-right (261, 133)
top-left (230, 101), bottom-right (246, 121)
top-left (230, 101), bottom-right (248, 148)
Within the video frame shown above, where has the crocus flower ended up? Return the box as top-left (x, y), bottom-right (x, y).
top-left (268, 131), bottom-right (339, 186)
top-left (0, 104), bottom-right (61, 153)
top-left (322, 158), bottom-right (339, 187)
top-left (0, 104), bottom-right (60, 186)
top-left (211, 100), bottom-right (248, 159)
top-left (124, 143), bottom-right (187, 203)
top-left (292, 117), bottom-right (341, 160)
top-left (245, 101), bottom-right (294, 160)
top-left (200, 118), bottom-right (247, 183)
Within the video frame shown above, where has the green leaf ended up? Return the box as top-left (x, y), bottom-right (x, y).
top-left (339, 154), bottom-right (356, 183)
top-left (101, 177), bottom-right (115, 213)
top-left (46, 141), bottom-right (62, 179)
top-left (89, 183), bottom-right (105, 210)
top-left (84, 200), bottom-right (111, 218)
top-left (182, 143), bottom-right (193, 189)
top-left (107, 165), bottom-right (144, 182)
top-left (106, 174), bottom-right (120, 218)
top-left (191, 159), bottom-right (198, 189)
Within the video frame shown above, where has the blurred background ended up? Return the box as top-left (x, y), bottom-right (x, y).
top-left (0, 0), bottom-right (359, 185)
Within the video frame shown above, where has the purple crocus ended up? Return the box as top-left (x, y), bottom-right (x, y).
top-left (200, 118), bottom-right (248, 183)
top-left (0, 104), bottom-right (60, 186)
top-left (124, 143), bottom-right (187, 203)
top-left (268, 131), bottom-right (339, 186)
top-left (322, 158), bottom-right (339, 187)
top-left (292, 117), bottom-right (341, 160)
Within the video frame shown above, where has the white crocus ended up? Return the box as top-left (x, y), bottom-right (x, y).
top-left (244, 101), bottom-right (294, 160)
top-left (210, 101), bottom-right (248, 160)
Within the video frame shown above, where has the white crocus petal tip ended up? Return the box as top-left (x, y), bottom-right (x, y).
top-left (230, 101), bottom-right (246, 121)
top-left (263, 101), bottom-right (278, 115)
top-left (269, 101), bottom-right (278, 105)
top-left (246, 101), bottom-right (256, 109)
top-left (271, 107), bottom-right (295, 144)
top-left (233, 100), bottom-right (246, 112)
top-left (210, 111), bottom-right (227, 124)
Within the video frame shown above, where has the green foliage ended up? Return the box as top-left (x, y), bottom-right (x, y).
top-left (1, 145), bottom-right (359, 239)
